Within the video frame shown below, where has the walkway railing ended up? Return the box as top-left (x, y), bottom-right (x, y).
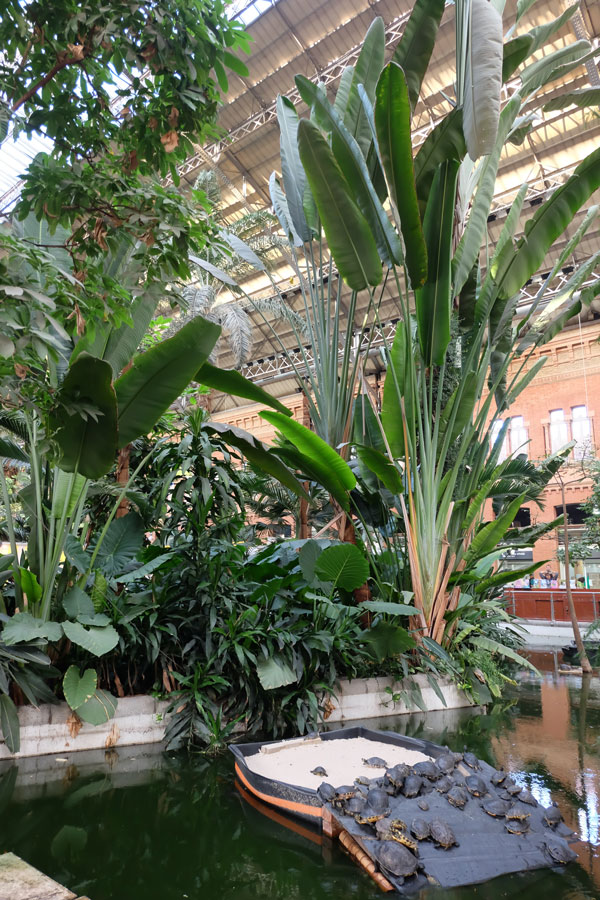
top-left (504, 589), bottom-right (600, 624)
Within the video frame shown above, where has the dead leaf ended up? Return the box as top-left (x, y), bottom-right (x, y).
top-left (74, 302), bottom-right (85, 336)
top-left (66, 710), bottom-right (83, 738)
top-left (92, 218), bottom-right (108, 251)
top-left (160, 129), bottom-right (178, 153)
top-left (148, 116), bottom-right (158, 131)
top-left (14, 364), bottom-right (27, 379)
top-left (67, 43), bottom-right (85, 61)
top-left (322, 697), bottom-right (335, 720)
top-left (113, 672), bottom-right (125, 699)
top-left (168, 106), bottom-right (179, 128)
top-left (104, 723), bottom-right (120, 748)
top-left (141, 43), bottom-right (157, 60)
top-left (140, 228), bottom-right (155, 247)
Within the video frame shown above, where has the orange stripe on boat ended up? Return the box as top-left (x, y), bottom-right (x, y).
top-left (235, 780), bottom-right (323, 845)
top-left (234, 761), bottom-right (323, 820)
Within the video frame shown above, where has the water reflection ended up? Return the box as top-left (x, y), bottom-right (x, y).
top-left (0, 654), bottom-right (598, 899)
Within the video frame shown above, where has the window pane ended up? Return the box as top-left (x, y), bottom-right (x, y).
top-left (572, 405), bottom-right (592, 459)
top-left (550, 409), bottom-right (568, 452)
top-left (491, 421), bottom-right (507, 462)
top-left (509, 416), bottom-right (528, 456)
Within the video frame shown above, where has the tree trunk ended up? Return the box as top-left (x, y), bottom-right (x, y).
top-left (299, 482), bottom-right (309, 539)
top-left (115, 444), bottom-right (131, 518)
top-left (561, 482), bottom-right (592, 673)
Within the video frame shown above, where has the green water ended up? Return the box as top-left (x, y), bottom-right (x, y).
top-left (1, 651), bottom-right (600, 899)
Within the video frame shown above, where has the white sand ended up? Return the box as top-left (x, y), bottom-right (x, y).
top-left (245, 736), bottom-right (432, 790)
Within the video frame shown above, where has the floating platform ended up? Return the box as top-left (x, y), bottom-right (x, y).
top-left (0, 852), bottom-right (89, 900)
top-left (231, 726), bottom-right (579, 893)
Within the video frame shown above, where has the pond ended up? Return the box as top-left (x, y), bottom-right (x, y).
top-left (1, 651), bottom-right (599, 900)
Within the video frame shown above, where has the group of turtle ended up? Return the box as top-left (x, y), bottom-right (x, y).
top-left (313, 750), bottom-right (577, 884)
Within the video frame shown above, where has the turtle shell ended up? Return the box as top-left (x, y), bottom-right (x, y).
top-left (505, 781), bottom-right (522, 796)
top-left (375, 817), bottom-right (392, 840)
top-left (354, 775), bottom-right (371, 787)
top-left (463, 751), bottom-right (481, 770)
top-left (345, 796), bottom-right (367, 817)
top-left (417, 798), bottom-right (430, 811)
top-left (335, 785), bottom-right (357, 800)
top-left (367, 787), bottom-right (390, 813)
top-left (482, 797), bottom-right (510, 818)
top-left (311, 766), bottom-right (328, 777)
top-left (436, 775), bottom-right (454, 794)
top-left (430, 819), bottom-right (458, 849)
top-left (517, 788), bottom-right (538, 807)
top-left (317, 782), bottom-right (336, 802)
top-left (363, 756), bottom-right (388, 768)
top-left (544, 837), bottom-right (577, 864)
top-left (414, 760), bottom-right (440, 780)
top-left (356, 806), bottom-right (388, 825)
top-left (465, 774), bottom-right (487, 797)
top-left (490, 769), bottom-right (506, 786)
top-left (446, 786), bottom-right (468, 809)
top-left (505, 804), bottom-right (531, 821)
top-left (435, 753), bottom-right (456, 775)
top-left (542, 805), bottom-right (563, 828)
top-left (378, 842), bottom-right (419, 879)
top-left (403, 774), bottom-right (424, 798)
top-left (411, 817), bottom-right (431, 841)
top-left (385, 763), bottom-right (409, 788)
top-left (505, 818), bottom-right (530, 835)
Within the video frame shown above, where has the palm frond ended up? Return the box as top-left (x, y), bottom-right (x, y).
top-left (217, 303), bottom-right (253, 367)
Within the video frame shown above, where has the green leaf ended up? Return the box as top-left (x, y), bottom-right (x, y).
top-left (255, 655), bottom-right (298, 690)
top-left (115, 316), bottom-right (220, 448)
top-left (51, 825), bottom-right (87, 862)
top-left (189, 253), bottom-right (237, 286)
top-left (471, 635), bottom-right (540, 673)
top-left (415, 159), bottom-right (460, 366)
top-left (277, 96), bottom-right (311, 242)
top-left (344, 16), bottom-right (385, 157)
top-left (116, 553), bottom-right (172, 584)
top-left (63, 586), bottom-right (95, 620)
top-left (92, 513), bottom-right (144, 578)
top-left (392, 0), bottom-right (445, 111)
top-left (502, 35), bottom-right (534, 82)
top-left (297, 118), bottom-right (382, 291)
top-left (1, 612), bottom-right (62, 645)
top-left (49, 354), bottom-right (117, 479)
top-left (77, 689), bottom-right (118, 725)
top-left (295, 75), bottom-right (402, 268)
top-left (527, 4), bottom-right (579, 56)
top-left (72, 291), bottom-right (158, 377)
top-left (314, 544), bottom-right (369, 591)
top-left (50, 469), bottom-right (87, 520)
top-left (381, 324), bottom-right (408, 457)
top-left (298, 539), bottom-right (324, 583)
top-left (63, 665), bottom-right (97, 710)
top-left (463, 0), bottom-right (503, 161)
top-left (258, 409), bottom-right (356, 505)
top-left (414, 108), bottom-right (466, 220)
top-left (206, 421), bottom-right (308, 500)
top-left (64, 535), bottom-right (90, 574)
top-left (18, 567), bottom-right (42, 606)
top-left (543, 88), bottom-right (600, 113)
top-left (334, 67), bottom-right (354, 120)
top-left (223, 50), bottom-right (249, 78)
top-left (492, 147), bottom-right (600, 300)
top-left (196, 362), bottom-right (291, 416)
top-left (62, 620), bottom-right (119, 657)
top-left (463, 494), bottom-right (527, 568)
top-left (360, 600), bottom-right (417, 615)
top-left (0, 437), bottom-right (27, 463)
top-left (0, 694), bottom-right (20, 753)
top-left (520, 40), bottom-right (591, 93)
top-left (374, 63), bottom-right (427, 287)
top-left (354, 444), bottom-right (404, 495)
top-left (363, 622), bottom-right (415, 660)
top-left (268, 174), bottom-right (302, 247)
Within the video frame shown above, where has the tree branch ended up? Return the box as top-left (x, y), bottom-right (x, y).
top-left (11, 51), bottom-right (86, 113)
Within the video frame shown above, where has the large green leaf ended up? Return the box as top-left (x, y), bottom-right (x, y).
top-left (77, 689), bottom-right (118, 725)
top-left (543, 88), bottom-right (600, 113)
top-left (415, 159), bottom-right (460, 366)
top-left (314, 544), bottom-right (369, 591)
top-left (50, 469), bottom-right (87, 520)
top-left (1, 612), bottom-right (62, 645)
top-left (92, 513), bottom-right (144, 578)
top-left (360, 599), bottom-right (417, 616)
top-left (463, 494), bottom-right (526, 568)
top-left (297, 119), bottom-right (382, 291)
top-left (414, 108), bottom-right (466, 220)
top-left (63, 665), bottom-right (97, 710)
top-left (207, 421), bottom-right (308, 499)
top-left (343, 16), bottom-right (385, 157)
top-left (463, 0), bottom-right (503, 161)
top-left (255, 655), bottom-right (298, 690)
top-left (363, 621), bottom-right (415, 660)
top-left (471, 635), bottom-right (539, 673)
top-left (354, 444), bottom-right (404, 495)
top-left (0, 694), bottom-right (20, 754)
top-left (63, 586), bottom-right (95, 620)
top-left (0, 437), bottom-right (27, 463)
top-left (115, 316), bottom-right (220, 448)
top-left (268, 173), bottom-right (302, 247)
top-left (502, 35), bottom-right (534, 82)
top-left (520, 40), bottom-right (591, 93)
top-left (62, 620), bottom-right (119, 657)
top-left (392, 0), bottom-right (445, 111)
top-left (295, 75), bottom-right (402, 268)
top-left (492, 147), bottom-right (600, 300)
top-left (527, 4), bottom-right (579, 55)
top-left (381, 325), bottom-right (408, 457)
top-left (49, 354), bottom-right (117, 479)
top-left (277, 95), bottom-right (311, 242)
top-left (374, 63), bottom-right (427, 287)
top-left (196, 362), bottom-right (291, 417)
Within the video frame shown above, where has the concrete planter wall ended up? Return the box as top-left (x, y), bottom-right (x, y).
top-left (0, 675), bottom-right (472, 760)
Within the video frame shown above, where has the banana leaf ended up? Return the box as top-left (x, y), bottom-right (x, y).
top-left (392, 0), bottom-right (445, 111)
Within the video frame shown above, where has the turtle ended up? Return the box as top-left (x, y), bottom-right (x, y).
top-left (363, 756), bottom-right (388, 768)
top-left (463, 750), bottom-right (481, 770)
top-left (385, 764), bottom-right (409, 790)
top-left (446, 785), bottom-right (468, 809)
top-left (345, 796), bottom-right (367, 818)
top-left (517, 788), bottom-right (538, 807)
top-left (375, 817), bottom-right (393, 840)
top-left (332, 785), bottom-right (356, 810)
top-left (490, 768), bottom-right (507, 787)
top-left (417, 798), bottom-right (430, 811)
top-left (543, 836), bottom-right (577, 865)
top-left (367, 787), bottom-right (390, 813)
top-left (377, 842), bottom-right (421, 883)
top-left (465, 774), bottom-right (488, 797)
top-left (505, 818), bottom-right (530, 835)
top-left (414, 760), bottom-right (440, 781)
top-left (403, 774), bottom-right (424, 798)
top-left (430, 819), bottom-right (458, 849)
top-left (355, 806), bottom-right (388, 826)
top-left (411, 817), bottom-right (431, 841)
top-left (354, 775), bottom-right (371, 787)
top-left (435, 752), bottom-right (456, 775)
top-left (505, 781), bottom-right (522, 797)
top-left (505, 804), bottom-right (531, 821)
top-left (452, 751), bottom-right (464, 764)
top-left (435, 775), bottom-right (454, 794)
top-left (317, 782), bottom-right (336, 803)
top-left (542, 804), bottom-right (563, 828)
top-left (481, 797), bottom-right (511, 818)
top-left (311, 766), bottom-right (328, 777)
